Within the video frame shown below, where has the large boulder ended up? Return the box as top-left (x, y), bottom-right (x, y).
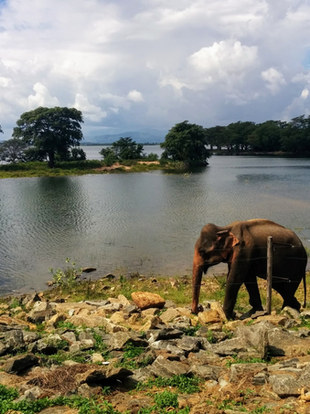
top-left (131, 291), bottom-right (165, 310)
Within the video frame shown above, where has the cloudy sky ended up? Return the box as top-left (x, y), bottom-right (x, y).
top-left (1, 0), bottom-right (310, 140)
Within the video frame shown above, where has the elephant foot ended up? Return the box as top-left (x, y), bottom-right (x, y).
top-left (240, 308), bottom-right (266, 320)
top-left (224, 311), bottom-right (237, 320)
top-left (191, 304), bottom-right (204, 314)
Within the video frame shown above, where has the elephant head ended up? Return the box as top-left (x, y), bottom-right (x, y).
top-left (191, 223), bottom-right (239, 314)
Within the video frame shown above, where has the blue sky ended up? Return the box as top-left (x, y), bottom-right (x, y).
top-left (1, 0), bottom-right (310, 140)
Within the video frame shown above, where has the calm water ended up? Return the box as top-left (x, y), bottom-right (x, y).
top-left (0, 147), bottom-right (309, 294)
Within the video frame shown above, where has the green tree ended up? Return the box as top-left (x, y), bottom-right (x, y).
top-left (112, 137), bottom-right (143, 160)
top-left (12, 107), bottom-right (84, 167)
top-left (0, 138), bottom-right (28, 163)
top-left (100, 147), bottom-right (118, 166)
top-left (206, 125), bottom-right (227, 151)
top-left (247, 120), bottom-right (283, 152)
top-left (281, 115), bottom-right (310, 153)
top-left (100, 137), bottom-right (144, 164)
top-left (161, 121), bottom-right (209, 167)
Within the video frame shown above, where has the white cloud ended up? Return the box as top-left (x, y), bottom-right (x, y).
top-left (301, 88), bottom-right (309, 99)
top-left (73, 93), bottom-right (107, 123)
top-left (127, 89), bottom-right (144, 102)
top-left (27, 82), bottom-right (59, 109)
top-left (189, 40), bottom-right (258, 83)
top-left (261, 67), bottom-right (286, 93)
top-left (1, 0), bottom-right (310, 139)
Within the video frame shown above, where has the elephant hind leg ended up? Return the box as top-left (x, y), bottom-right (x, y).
top-left (273, 281), bottom-right (301, 311)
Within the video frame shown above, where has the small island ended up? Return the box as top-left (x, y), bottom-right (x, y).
top-left (1, 109), bottom-right (310, 179)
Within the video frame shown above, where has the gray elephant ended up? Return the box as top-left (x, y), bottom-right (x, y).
top-left (191, 219), bottom-right (307, 319)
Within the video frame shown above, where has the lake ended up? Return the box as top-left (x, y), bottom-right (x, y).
top-left (0, 146), bottom-right (309, 295)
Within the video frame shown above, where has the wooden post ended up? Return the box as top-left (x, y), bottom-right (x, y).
top-left (266, 236), bottom-right (273, 314)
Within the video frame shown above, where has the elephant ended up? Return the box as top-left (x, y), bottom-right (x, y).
top-left (191, 219), bottom-right (307, 319)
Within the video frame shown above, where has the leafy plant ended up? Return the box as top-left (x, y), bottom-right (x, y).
top-left (50, 258), bottom-right (82, 289)
top-left (154, 391), bottom-right (178, 409)
top-left (117, 341), bottom-right (146, 369)
top-left (0, 386), bottom-right (121, 414)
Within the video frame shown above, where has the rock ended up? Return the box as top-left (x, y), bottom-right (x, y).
top-left (147, 327), bottom-right (183, 343)
top-left (267, 327), bottom-right (310, 357)
top-left (107, 331), bottom-right (147, 351)
top-left (150, 355), bottom-right (190, 378)
top-left (131, 291), bottom-right (165, 310)
top-left (229, 363), bottom-right (267, 383)
top-left (0, 315), bottom-right (36, 331)
top-left (190, 364), bottom-right (222, 380)
top-left (159, 308), bottom-right (180, 324)
top-left (175, 336), bottom-right (202, 353)
top-left (27, 301), bottom-right (56, 324)
top-left (77, 366), bottom-right (132, 386)
top-left (81, 267), bottom-right (97, 273)
top-left (109, 311), bottom-right (126, 325)
top-left (3, 354), bottom-right (40, 374)
top-left (30, 334), bottom-right (67, 355)
top-left (198, 309), bottom-right (221, 324)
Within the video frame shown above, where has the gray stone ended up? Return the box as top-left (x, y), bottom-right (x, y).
top-left (3, 354), bottom-right (40, 374)
top-left (107, 331), bottom-right (147, 351)
top-left (269, 373), bottom-right (300, 397)
top-left (147, 327), bottom-right (183, 343)
top-left (212, 338), bottom-right (249, 356)
top-left (229, 363), bottom-right (267, 383)
top-left (30, 334), bottom-right (67, 354)
top-left (175, 336), bottom-right (202, 353)
top-left (190, 364), bottom-right (222, 380)
top-left (150, 355), bottom-right (190, 378)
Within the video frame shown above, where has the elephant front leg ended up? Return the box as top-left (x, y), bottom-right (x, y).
top-left (191, 248), bottom-right (204, 314)
top-left (244, 278), bottom-right (264, 314)
top-left (223, 280), bottom-right (242, 320)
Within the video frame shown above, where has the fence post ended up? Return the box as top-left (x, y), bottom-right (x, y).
top-left (266, 236), bottom-right (273, 314)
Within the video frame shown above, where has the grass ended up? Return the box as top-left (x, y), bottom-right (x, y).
top-left (42, 267), bottom-right (310, 318)
top-left (0, 159), bottom-right (187, 179)
top-left (0, 386), bottom-right (122, 414)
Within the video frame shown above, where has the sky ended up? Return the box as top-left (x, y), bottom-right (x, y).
top-left (1, 0), bottom-right (310, 141)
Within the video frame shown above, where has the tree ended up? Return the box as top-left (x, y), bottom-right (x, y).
top-left (247, 120), bottom-right (283, 152)
top-left (12, 107), bottom-right (84, 167)
top-left (0, 124), bottom-right (3, 134)
top-left (161, 121), bottom-right (209, 167)
top-left (100, 137), bottom-right (144, 164)
top-left (112, 137), bottom-right (143, 160)
top-left (0, 138), bottom-right (28, 163)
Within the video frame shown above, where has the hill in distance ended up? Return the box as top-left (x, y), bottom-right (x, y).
top-left (84, 129), bottom-right (166, 145)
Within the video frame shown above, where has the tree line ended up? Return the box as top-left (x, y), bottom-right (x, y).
top-left (206, 115), bottom-right (310, 154)
top-left (1, 107), bottom-right (310, 169)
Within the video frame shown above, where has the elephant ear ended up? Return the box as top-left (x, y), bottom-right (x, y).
top-left (216, 230), bottom-right (240, 259)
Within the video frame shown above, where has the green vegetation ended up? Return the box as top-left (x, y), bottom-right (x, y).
top-left (207, 115), bottom-right (310, 154)
top-left (137, 374), bottom-right (201, 394)
top-left (0, 386), bottom-right (121, 414)
top-left (50, 258), bottom-right (82, 289)
top-left (100, 137), bottom-right (145, 165)
top-left (12, 106), bottom-right (84, 167)
top-left (117, 341), bottom-right (147, 369)
top-left (161, 120), bottom-right (209, 167)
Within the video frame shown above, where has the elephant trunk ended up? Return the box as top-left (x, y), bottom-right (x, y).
top-left (191, 247), bottom-right (205, 314)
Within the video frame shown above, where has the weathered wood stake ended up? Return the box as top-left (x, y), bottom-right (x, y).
top-left (266, 236), bottom-right (273, 314)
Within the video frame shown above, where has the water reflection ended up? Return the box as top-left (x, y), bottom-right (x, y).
top-left (0, 153), bottom-right (309, 294)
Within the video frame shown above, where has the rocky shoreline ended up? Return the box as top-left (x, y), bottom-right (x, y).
top-left (1, 279), bottom-right (310, 413)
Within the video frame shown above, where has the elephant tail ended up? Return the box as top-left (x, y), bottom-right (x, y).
top-left (303, 272), bottom-right (307, 308)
